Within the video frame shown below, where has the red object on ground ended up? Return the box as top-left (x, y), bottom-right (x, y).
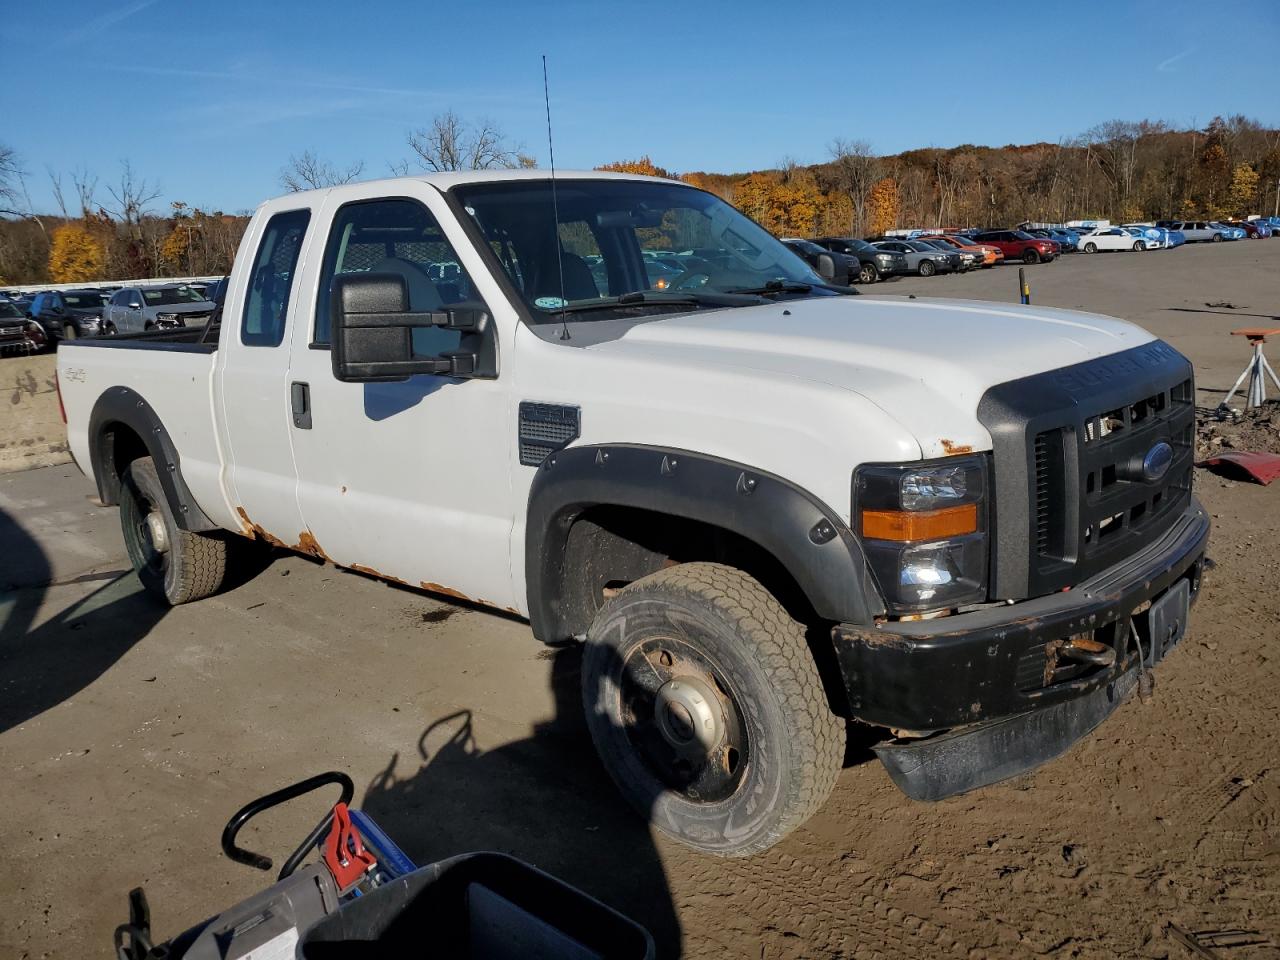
top-left (1196, 451), bottom-right (1280, 485)
top-left (322, 802), bottom-right (377, 891)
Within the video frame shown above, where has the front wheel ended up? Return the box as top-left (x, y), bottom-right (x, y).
top-left (582, 562), bottom-right (844, 857)
top-left (1211, 233), bottom-right (1222, 242)
top-left (63, 324), bottom-right (78, 340)
top-left (1133, 241), bottom-right (1145, 251)
top-left (120, 458), bottom-right (228, 605)
top-left (104, 322), bottom-right (117, 336)
top-left (1022, 249), bottom-right (1040, 264)
top-left (1084, 242), bottom-right (1098, 254)
top-left (857, 262), bottom-right (878, 284)
top-left (918, 259), bottom-right (936, 277)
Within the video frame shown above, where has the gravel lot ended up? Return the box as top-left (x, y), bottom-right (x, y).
top-left (1, 240), bottom-right (1278, 958)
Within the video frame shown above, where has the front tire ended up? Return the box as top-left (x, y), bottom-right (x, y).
top-left (120, 458), bottom-right (227, 605)
top-left (857, 262), bottom-right (878, 284)
top-left (918, 260), bottom-right (936, 277)
top-left (1084, 242), bottom-right (1098, 254)
top-left (104, 323), bottom-right (117, 336)
top-left (1211, 233), bottom-right (1222, 242)
top-left (1133, 241), bottom-right (1145, 251)
top-left (582, 562), bottom-right (844, 857)
top-left (63, 324), bottom-right (78, 340)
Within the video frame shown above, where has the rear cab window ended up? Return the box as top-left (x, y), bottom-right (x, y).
top-left (241, 209), bottom-right (311, 347)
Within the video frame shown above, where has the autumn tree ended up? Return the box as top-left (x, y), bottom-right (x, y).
top-left (866, 178), bottom-right (900, 235)
top-left (48, 223), bottom-right (106, 282)
top-left (596, 157), bottom-right (672, 178)
top-left (1226, 163), bottom-right (1260, 216)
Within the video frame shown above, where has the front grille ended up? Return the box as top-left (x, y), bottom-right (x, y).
top-left (980, 340), bottom-right (1195, 599)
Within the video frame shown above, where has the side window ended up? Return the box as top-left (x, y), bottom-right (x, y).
top-left (314, 198), bottom-right (478, 359)
top-left (241, 209), bottom-right (310, 348)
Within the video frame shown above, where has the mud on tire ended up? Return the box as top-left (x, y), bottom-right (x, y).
top-left (582, 561), bottom-right (844, 857)
top-left (120, 457), bottom-right (228, 605)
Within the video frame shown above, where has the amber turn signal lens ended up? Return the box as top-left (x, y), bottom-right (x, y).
top-left (861, 503), bottom-right (978, 542)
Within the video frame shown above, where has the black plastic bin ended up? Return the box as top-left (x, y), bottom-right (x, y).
top-left (298, 852), bottom-right (654, 959)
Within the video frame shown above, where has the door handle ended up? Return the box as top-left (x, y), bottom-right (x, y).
top-left (290, 381), bottom-right (312, 430)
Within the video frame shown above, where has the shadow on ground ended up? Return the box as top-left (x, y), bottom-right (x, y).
top-left (360, 644), bottom-right (683, 957)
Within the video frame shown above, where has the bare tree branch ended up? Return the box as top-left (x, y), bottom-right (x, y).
top-left (402, 111), bottom-right (523, 172)
top-left (826, 138), bottom-right (880, 234)
top-left (279, 150), bottom-right (366, 192)
top-left (106, 160), bottom-right (161, 225)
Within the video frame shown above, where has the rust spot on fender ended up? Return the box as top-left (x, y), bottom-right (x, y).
top-left (235, 507), bottom-right (287, 548)
top-left (294, 530), bottom-right (328, 560)
top-left (940, 439), bottom-right (974, 456)
top-left (420, 581), bottom-right (470, 602)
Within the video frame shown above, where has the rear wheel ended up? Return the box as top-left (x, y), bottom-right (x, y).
top-left (1022, 249), bottom-right (1040, 264)
top-left (1084, 242), bottom-right (1098, 254)
top-left (582, 562), bottom-right (844, 857)
top-left (1211, 233), bottom-right (1222, 242)
top-left (120, 458), bottom-right (227, 605)
top-left (857, 262), bottom-right (878, 284)
top-left (918, 260), bottom-right (936, 277)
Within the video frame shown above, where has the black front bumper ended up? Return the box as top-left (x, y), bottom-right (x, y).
top-left (832, 498), bottom-right (1208, 774)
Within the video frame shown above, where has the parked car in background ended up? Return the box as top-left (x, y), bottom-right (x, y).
top-left (914, 237), bottom-right (979, 270)
top-left (27, 289), bottom-right (106, 341)
top-left (1208, 222), bottom-right (1246, 241)
top-left (1123, 224), bottom-right (1176, 249)
top-left (924, 234), bottom-right (1003, 267)
top-left (1159, 221), bottom-right (1226, 243)
top-left (811, 237), bottom-right (909, 283)
top-left (102, 283), bottom-right (216, 335)
top-left (0, 299), bottom-right (46, 354)
top-left (1225, 219), bottom-right (1271, 239)
top-left (871, 239), bottom-right (959, 277)
top-left (970, 229), bottom-right (1057, 264)
top-left (1077, 227), bottom-right (1147, 253)
top-left (780, 238), bottom-right (862, 286)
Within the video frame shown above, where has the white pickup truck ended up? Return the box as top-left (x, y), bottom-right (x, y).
top-left (57, 171), bottom-right (1208, 857)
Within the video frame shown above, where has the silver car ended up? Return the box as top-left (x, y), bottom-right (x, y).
top-left (1168, 221), bottom-right (1225, 243)
top-left (103, 284), bottom-right (216, 334)
top-left (872, 239), bottom-right (959, 277)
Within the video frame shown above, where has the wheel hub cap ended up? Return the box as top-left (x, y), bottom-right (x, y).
top-left (144, 512), bottom-right (169, 554)
top-left (654, 676), bottom-right (723, 754)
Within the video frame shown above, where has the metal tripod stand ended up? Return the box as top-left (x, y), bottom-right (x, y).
top-left (1219, 328), bottom-right (1280, 414)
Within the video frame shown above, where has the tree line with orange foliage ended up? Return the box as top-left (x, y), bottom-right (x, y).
top-left (3, 114), bottom-right (1276, 284)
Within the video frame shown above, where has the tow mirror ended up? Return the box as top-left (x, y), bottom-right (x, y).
top-left (330, 273), bottom-right (489, 383)
top-left (815, 253), bottom-right (837, 282)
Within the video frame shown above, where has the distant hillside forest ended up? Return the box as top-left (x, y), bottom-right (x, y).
top-left (1, 114), bottom-right (1277, 285)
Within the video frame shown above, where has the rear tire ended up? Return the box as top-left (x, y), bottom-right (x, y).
top-left (120, 458), bottom-right (227, 605)
top-left (63, 324), bottom-right (78, 340)
top-left (1211, 233), bottom-right (1222, 242)
top-left (918, 260), bottom-right (936, 277)
top-left (1022, 249), bottom-right (1040, 264)
top-left (582, 562), bottom-right (844, 857)
top-left (857, 262), bottom-right (878, 284)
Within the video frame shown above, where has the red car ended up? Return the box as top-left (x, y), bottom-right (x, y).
top-left (1225, 220), bottom-right (1270, 239)
top-left (970, 229), bottom-right (1058, 264)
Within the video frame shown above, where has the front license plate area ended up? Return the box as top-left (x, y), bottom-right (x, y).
top-left (1144, 578), bottom-right (1191, 662)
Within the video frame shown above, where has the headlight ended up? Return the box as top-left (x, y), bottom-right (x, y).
top-left (854, 456), bottom-right (989, 613)
top-left (875, 253), bottom-right (893, 261)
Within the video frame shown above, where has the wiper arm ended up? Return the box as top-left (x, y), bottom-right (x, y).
top-left (550, 290), bottom-right (767, 315)
top-left (726, 280), bottom-right (813, 296)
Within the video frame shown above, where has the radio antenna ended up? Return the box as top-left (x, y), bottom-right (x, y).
top-left (542, 55), bottom-right (570, 341)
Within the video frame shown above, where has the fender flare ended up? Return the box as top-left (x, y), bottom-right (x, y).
top-left (525, 444), bottom-right (883, 641)
top-left (87, 385), bottom-right (217, 532)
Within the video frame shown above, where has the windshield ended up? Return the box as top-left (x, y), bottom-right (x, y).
top-left (142, 286), bottom-right (208, 306)
top-left (62, 292), bottom-right (101, 309)
top-left (1012, 230), bottom-right (1035, 240)
top-left (454, 179), bottom-right (830, 322)
top-left (788, 239), bottom-right (826, 256)
top-left (0, 302), bottom-right (21, 319)
top-left (904, 240), bottom-right (938, 252)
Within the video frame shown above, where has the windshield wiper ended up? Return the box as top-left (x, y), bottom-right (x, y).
top-left (550, 290), bottom-right (768, 315)
top-left (729, 279), bottom-right (860, 297)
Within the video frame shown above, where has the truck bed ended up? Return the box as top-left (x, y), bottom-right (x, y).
top-left (68, 322), bottom-right (220, 353)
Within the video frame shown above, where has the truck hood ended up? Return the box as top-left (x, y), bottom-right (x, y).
top-left (587, 295), bottom-right (1157, 459)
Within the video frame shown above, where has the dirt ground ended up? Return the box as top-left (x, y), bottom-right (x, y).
top-left (2, 240), bottom-right (1279, 959)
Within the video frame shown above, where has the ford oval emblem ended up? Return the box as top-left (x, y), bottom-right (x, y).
top-left (1142, 442), bottom-right (1173, 482)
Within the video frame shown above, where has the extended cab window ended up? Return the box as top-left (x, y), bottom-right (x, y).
top-left (314, 198), bottom-right (477, 360)
top-left (241, 209), bottom-right (310, 347)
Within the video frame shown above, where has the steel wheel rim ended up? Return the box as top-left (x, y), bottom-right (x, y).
top-left (618, 635), bottom-right (749, 803)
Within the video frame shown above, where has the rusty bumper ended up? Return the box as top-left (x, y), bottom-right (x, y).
top-left (832, 498), bottom-right (1208, 788)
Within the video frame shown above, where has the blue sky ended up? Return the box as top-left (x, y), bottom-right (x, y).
top-left (4, 0), bottom-right (1278, 214)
